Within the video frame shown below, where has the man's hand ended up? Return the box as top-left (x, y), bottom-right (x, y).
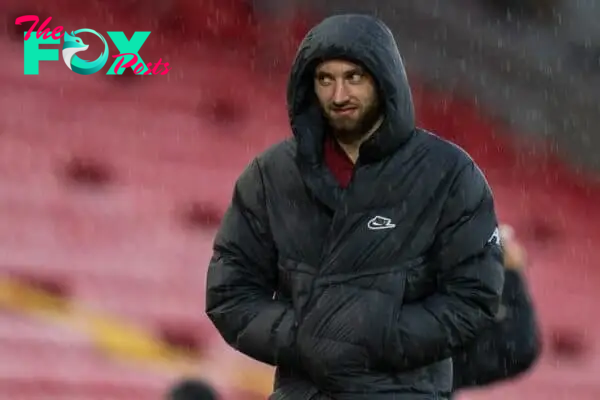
top-left (500, 224), bottom-right (526, 270)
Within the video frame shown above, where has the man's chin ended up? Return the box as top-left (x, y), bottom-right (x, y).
top-left (329, 118), bottom-right (360, 132)
top-left (330, 127), bottom-right (365, 144)
top-left (332, 123), bottom-right (359, 132)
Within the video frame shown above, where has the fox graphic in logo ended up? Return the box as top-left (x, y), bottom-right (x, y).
top-left (62, 29), bottom-right (109, 75)
top-left (62, 31), bottom-right (88, 68)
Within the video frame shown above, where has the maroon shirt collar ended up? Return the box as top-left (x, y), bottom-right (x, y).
top-left (323, 135), bottom-right (354, 188)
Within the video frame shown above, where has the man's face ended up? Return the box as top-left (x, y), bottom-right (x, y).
top-left (314, 59), bottom-right (381, 140)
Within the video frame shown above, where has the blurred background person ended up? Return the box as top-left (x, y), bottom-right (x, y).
top-left (167, 379), bottom-right (218, 400)
top-left (452, 225), bottom-right (540, 397)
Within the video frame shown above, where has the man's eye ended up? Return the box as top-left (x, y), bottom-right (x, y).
top-left (349, 73), bottom-right (363, 82)
top-left (318, 76), bottom-right (332, 85)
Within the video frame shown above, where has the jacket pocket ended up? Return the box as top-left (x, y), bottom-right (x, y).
top-left (277, 258), bottom-right (318, 316)
top-left (297, 268), bottom-right (407, 376)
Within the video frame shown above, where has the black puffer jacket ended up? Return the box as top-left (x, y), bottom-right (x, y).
top-left (206, 14), bottom-right (504, 400)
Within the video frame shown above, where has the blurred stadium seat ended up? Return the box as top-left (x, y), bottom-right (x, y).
top-left (1, 0), bottom-right (600, 398)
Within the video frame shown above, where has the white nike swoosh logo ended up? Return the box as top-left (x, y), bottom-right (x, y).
top-left (367, 216), bottom-right (396, 230)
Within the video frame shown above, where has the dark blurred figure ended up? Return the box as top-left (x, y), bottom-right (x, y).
top-left (167, 378), bottom-right (218, 400)
top-left (486, 0), bottom-right (559, 22)
top-left (452, 225), bottom-right (540, 395)
top-left (561, 0), bottom-right (600, 73)
top-left (249, 0), bottom-right (304, 72)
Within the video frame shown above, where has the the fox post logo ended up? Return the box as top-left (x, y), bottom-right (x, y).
top-left (16, 15), bottom-right (171, 75)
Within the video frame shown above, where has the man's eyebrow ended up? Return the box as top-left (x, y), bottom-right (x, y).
top-left (315, 68), bottom-right (365, 78)
top-left (315, 70), bottom-right (332, 78)
top-left (344, 67), bottom-right (364, 76)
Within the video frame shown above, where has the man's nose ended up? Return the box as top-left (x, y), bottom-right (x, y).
top-left (332, 82), bottom-right (350, 104)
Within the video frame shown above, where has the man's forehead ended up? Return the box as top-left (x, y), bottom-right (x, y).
top-left (315, 59), bottom-right (364, 74)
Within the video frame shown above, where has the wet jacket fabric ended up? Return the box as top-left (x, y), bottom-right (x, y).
top-left (452, 270), bottom-right (540, 393)
top-left (206, 14), bottom-right (505, 399)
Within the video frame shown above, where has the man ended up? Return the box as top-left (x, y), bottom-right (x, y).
top-left (206, 14), bottom-right (504, 399)
top-left (452, 225), bottom-right (540, 394)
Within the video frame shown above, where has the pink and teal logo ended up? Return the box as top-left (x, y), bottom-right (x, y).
top-left (15, 15), bottom-right (171, 75)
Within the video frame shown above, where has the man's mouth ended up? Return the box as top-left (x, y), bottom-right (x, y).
top-left (331, 107), bottom-right (358, 116)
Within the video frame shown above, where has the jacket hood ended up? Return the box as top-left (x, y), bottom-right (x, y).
top-left (287, 14), bottom-right (416, 164)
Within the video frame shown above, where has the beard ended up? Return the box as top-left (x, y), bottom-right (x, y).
top-left (324, 99), bottom-right (382, 144)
